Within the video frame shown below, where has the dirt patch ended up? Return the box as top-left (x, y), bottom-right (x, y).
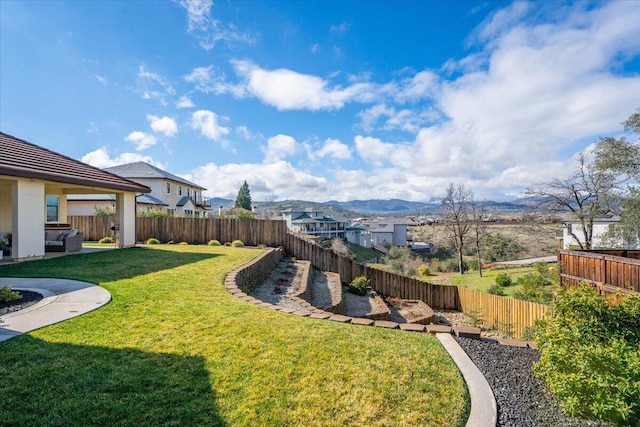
top-left (250, 258), bottom-right (308, 311)
top-left (385, 297), bottom-right (434, 324)
top-left (342, 289), bottom-right (390, 320)
top-left (311, 270), bottom-right (342, 312)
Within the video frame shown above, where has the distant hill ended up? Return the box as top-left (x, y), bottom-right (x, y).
top-left (208, 197), bottom-right (543, 217)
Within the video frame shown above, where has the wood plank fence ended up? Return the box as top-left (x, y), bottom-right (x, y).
top-left (558, 250), bottom-right (640, 294)
top-left (69, 215), bottom-right (548, 337)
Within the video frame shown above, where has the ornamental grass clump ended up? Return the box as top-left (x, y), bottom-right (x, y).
top-left (207, 239), bottom-right (221, 246)
top-left (231, 240), bottom-right (244, 247)
top-left (145, 238), bottom-right (161, 245)
top-left (98, 236), bottom-right (113, 244)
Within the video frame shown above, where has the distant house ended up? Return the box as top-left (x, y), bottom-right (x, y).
top-left (281, 208), bottom-right (347, 239)
top-left (0, 132), bottom-right (150, 260)
top-left (369, 218), bottom-right (408, 248)
top-left (67, 161), bottom-right (211, 217)
top-left (563, 214), bottom-right (636, 249)
top-left (345, 222), bottom-right (371, 247)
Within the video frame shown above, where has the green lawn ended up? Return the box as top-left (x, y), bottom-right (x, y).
top-left (0, 245), bottom-right (468, 426)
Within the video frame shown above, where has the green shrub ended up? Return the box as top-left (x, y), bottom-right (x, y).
top-left (495, 273), bottom-right (513, 287)
top-left (231, 240), bottom-right (244, 247)
top-left (535, 285), bottom-right (640, 424)
top-left (0, 286), bottom-right (20, 303)
top-left (145, 238), bottom-right (161, 245)
top-left (487, 283), bottom-right (505, 296)
top-left (179, 241), bottom-right (189, 245)
top-left (348, 276), bottom-right (370, 296)
top-left (98, 236), bottom-right (114, 244)
top-left (418, 264), bottom-right (430, 277)
top-left (207, 240), bottom-right (221, 246)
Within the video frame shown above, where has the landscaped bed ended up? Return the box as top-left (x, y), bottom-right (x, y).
top-left (0, 245), bottom-right (469, 426)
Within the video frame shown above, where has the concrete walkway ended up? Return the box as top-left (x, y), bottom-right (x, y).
top-left (0, 278), bottom-right (111, 343)
top-left (437, 333), bottom-right (497, 427)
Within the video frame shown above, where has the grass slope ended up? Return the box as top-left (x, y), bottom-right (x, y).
top-left (0, 245), bottom-right (468, 427)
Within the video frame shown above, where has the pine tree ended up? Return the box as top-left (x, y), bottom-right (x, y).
top-left (235, 180), bottom-right (252, 210)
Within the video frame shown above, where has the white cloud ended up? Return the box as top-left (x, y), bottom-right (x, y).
top-left (263, 134), bottom-right (298, 163)
top-left (191, 110), bottom-right (230, 141)
top-left (185, 160), bottom-right (330, 201)
top-left (174, 0), bottom-right (254, 50)
top-left (125, 131), bottom-right (157, 151)
top-left (231, 60), bottom-right (380, 111)
top-left (184, 65), bottom-right (246, 97)
top-left (236, 126), bottom-right (260, 140)
top-left (82, 147), bottom-right (164, 169)
top-left (147, 114), bottom-right (178, 136)
top-left (94, 74), bottom-right (107, 86)
top-left (176, 95), bottom-right (195, 109)
top-left (330, 22), bottom-right (351, 33)
top-left (136, 64), bottom-right (174, 104)
top-left (354, 135), bottom-right (414, 168)
top-left (315, 138), bottom-right (351, 160)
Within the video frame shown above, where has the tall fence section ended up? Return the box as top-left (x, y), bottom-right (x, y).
top-left (70, 216), bottom-right (549, 337)
top-left (558, 249), bottom-right (640, 295)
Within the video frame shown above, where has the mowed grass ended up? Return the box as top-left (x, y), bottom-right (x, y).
top-left (0, 245), bottom-right (468, 427)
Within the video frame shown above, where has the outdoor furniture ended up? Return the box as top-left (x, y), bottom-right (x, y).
top-left (44, 229), bottom-right (83, 252)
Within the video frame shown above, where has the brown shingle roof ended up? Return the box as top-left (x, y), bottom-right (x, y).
top-left (0, 132), bottom-right (150, 193)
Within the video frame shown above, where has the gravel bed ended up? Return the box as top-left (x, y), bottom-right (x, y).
top-left (455, 336), bottom-right (615, 427)
top-left (250, 259), bottom-right (308, 311)
top-left (0, 290), bottom-right (43, 316)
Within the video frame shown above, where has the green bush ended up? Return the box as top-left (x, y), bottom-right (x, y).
top-left (535, 285), bottom-right (640, 424)
top-left (179, 241), bottom-right (189, 245)
top-left (145, 238), bottom-right (161, 245)
top-left (495, 273), bottom-right (513, 287)
top-left (348, 276), bottom-right (370, 296)
top-left (418, 264), bottom-right (430, 277)
top-left (98, 236), bottom-right (114, 244)
top-left (487, 283), bottom-right (505, 296)
top-left (207, 240), bottom-right (221, 246)
top-left (0, 286), bottom-right (20, 303)
top-left (231, 240), bottom-right (244, 247)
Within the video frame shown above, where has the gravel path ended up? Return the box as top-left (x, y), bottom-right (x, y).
top-left (455, 336), bottom-right (615, 427)
top-left (0, 290), bottom-right (43, 317)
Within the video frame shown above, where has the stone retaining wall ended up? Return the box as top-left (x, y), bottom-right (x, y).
top-left (233, 247), bottom-right (284, 294)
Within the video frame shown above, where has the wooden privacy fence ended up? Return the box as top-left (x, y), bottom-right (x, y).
top-left (458, 287), bottom-right (548, 338)
top-left (69, 215), bottom-right (547, 337)
top-left (558, 250), bottom-right (640, 294)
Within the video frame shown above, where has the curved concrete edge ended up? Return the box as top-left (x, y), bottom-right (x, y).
top-left (0, 278), bottom-right (112, 343)
top-left (437, 333), bottom-right (497, 427)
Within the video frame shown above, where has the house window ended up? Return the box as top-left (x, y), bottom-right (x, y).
top-left (166, 183), bottom-right (171, 194)
top-left (178, 186), bottom-right (182, 196)
top-left (46, 195), bottom-right (59, 222)
top-left (186, 188), bottom-right (190, 197)
top-left (167, 209), bottom-right (175, 216)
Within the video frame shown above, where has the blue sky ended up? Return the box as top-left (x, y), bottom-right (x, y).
top-left (1, 1), bottom-right (639, 202)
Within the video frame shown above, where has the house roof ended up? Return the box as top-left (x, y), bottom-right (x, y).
top-left (292, 215), bottom-right (341, 224)
top-left (176, 196), bottom-right (193, 207)
top-left (137, 194), bottom-right (168, 206)
top-left (0, 132), bottom-right (151, 194)
top-left (104, 161), bottom-right (205, 190)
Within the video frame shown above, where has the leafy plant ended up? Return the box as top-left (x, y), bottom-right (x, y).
top-left (495, 272), bottom-right (513, 287)
top-left (348, 276), bottom-right (370, 296)
top-left (145, 238), bottom-right (161, 245)
top-left (512, 262), bottom-right (556, 304)
top-left (418, 264), bottom-right (430, 277)
top-left (231, 240), bottom-right (244, 247)
top-left (93, 207), bottom-right (115, 216)
top-left (207, 239), bottom-right (221, 246)
top-left (179, 242), bottom-right (189, 245)
top-left (487, 283), bottom-right (505, 296)
top-left (535, 285), bottom-right (640, 424)
top-left (98, 236), bottom-right (114, 244)
top-left (0, 286), bottom-right (21, 303)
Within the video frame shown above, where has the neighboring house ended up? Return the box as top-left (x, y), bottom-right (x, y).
top-left (67, 193), bottom-right (168, 215)
top-left (68, 161), bottom-right (211, 217)
top-left (369, 218), bottom-right (408, 248)
top-left (281, 208), bottom-right (347, 239)
top-left (345, 222), bottom-right (371, 247)
top-left (0, 132), bottom-right (150, 261)
top-left (562, 214), bottom-right (636, 249)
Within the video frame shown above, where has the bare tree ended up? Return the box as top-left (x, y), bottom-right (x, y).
top-left (470, 198), bottom-right (490, 277)
top-left (527, 153), bottom-right (616, 250)
top-left (440, 183), bottom-right (473, 274)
